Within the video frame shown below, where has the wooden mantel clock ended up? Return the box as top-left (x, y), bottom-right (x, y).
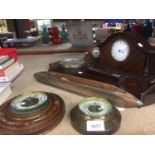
top-left (49, 32), bottom-right (155, 106)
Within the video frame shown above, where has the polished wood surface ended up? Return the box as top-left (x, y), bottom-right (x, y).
top-left (48, 32), bottom-right (155, 106)
top-left (0, 92), bottom-right (65, 135)
top-left (86, 32), bottom-right (155, 76)
top-left (70, 104), bottom-right (121, 135)
top-left (34, 71), bottom-right (143, 108)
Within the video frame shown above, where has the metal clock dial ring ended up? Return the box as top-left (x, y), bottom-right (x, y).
top-left (111, 39), bottom-right (130, 62)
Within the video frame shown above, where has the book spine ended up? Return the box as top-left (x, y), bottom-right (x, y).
top-left (0, 48), bottom-right (17, 61)
top-left (0, 82), bottom-right (11, 93)
top-left (0, 64), bottom-right (24, 82)
top-left (0, 58), bottom-right (15, 70)
top-left (0, 76), bottom-right (9, 82)
top-left (0, 61), bottom-right (19, 77)
top-left (0, 84), bottom-right (11, 105)
top-left (0, 70), bottom-right (5, 76)
top-left (0, 55), bottom-right (9, 64)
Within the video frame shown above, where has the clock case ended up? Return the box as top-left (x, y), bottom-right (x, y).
top-left (49, 32), bottom-right (155, 106)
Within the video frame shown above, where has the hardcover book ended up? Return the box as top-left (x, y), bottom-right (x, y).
top-left (0, 82), bottom-right (11, 105)
top-left (0, 55), bottom-right (9, 64)
top-left (0, 64), bottom-right (24, 82)
top-left (0, 61), bottom-right (19, 76)
top-left (0, 48), bottom-right (17, 61)
top-left (0, 57), bottom-right (15, 70)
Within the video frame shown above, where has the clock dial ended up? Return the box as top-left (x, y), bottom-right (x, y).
top-left (111, 39), bottom-right (130, 62)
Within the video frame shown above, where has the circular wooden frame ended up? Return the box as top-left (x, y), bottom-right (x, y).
top-left (70, 97), bottom-right (121, 135)
top-left (0, 92), bottom-right (65, 135)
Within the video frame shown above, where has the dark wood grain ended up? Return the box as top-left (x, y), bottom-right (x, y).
top-left (48, 32), bottom-right (155, 106)
top-left (0, 92), bottom-right (65, 135)
top-left (86, 32), bottom-right (155, 76)
top-left (34, 71), bottom-right (143, 108)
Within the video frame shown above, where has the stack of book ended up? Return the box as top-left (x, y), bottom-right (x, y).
top-left (0, 48), bottom-right (24, 105)
top-left (0, 82), bottom-right (11, 105)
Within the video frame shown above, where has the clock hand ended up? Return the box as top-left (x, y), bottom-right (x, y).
top-left (118, 50), bottom-right (124, 53)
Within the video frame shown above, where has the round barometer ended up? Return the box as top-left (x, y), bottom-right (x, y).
top-left (0, 91), bottom-right (65, 134)
top-left (10, 92), bottom-right (48, 115)
top-left (70, 97), bottom-right (121, 135)
top-left (59, 58), bottom-right (85, 69)
top-left (58, 58), bottom-right (87, 75)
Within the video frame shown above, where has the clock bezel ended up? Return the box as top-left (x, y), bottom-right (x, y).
top-left (111, 39), bottom-right (130, 62)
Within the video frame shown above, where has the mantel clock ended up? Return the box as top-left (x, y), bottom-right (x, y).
top-left (49, 32), bottom-right (155, 106)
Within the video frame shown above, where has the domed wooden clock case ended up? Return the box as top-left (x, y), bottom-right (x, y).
top-left (49, 32), bottom-right (155, 106)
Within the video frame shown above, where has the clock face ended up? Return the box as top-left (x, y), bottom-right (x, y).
top-left (111, 39), bottom-right (130, 62)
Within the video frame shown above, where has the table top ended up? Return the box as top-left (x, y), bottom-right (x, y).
top-left (10, 53), bottom-right (155, 135)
